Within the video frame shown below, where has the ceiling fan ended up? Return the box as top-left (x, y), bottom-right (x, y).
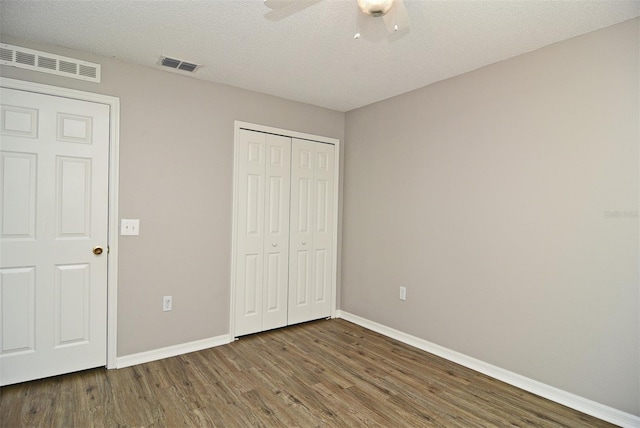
top-left (263, 0), bottom-right (410, 38)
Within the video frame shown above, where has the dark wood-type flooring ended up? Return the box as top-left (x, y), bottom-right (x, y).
top-left (0, 319), bottom-right (615, 427)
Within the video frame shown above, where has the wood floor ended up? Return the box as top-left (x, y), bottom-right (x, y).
top-left (1, 319), bottom-right (614, 427)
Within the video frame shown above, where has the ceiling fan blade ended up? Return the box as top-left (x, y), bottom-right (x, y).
top-left (264, 0), bottom-right (323, 21)
top-left (264, 0), bottom-right (296, 10)
top-left (382, 0), bottom-right (410, 34)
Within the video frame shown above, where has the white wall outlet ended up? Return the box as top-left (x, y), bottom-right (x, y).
top-left (163, 296), bottom-right (172, 311)
top-left (399, 286), bottom-right (407, 301)
top-left (121, 219), bottom-right (140, 236)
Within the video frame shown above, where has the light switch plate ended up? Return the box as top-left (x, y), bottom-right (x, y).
top-left (121, 219), bottom-right (140, 236)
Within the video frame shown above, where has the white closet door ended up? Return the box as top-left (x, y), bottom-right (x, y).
top-left (262, 133), bottom-right (291, 330)
top-left (288, 139), bottom-right (335, 325)
top-left (234, 129), bottom-right (290, 336)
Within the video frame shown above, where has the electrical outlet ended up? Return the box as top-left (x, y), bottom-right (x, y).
top-left (399, 286), bottom-right (407, 301)
top-left (163, 296), bottom-right (172, 311)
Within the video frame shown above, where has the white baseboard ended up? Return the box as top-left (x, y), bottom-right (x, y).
top-left (115, 334), bottom-right (231, 369)
top-left (336, 310), bottom-right (640, 428)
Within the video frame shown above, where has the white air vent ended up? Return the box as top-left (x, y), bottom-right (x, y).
top-left (158, 55), bottom-right (201, 73)
top-left (0, 44), bottom-right (101, 83)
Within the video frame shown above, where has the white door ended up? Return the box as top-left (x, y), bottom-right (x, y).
top-left (288, 138), bottom-right (335, 325)
top-left (0, 87), bottom-right (110, 385)
top-left (234, 129), bottom-right (291, 336)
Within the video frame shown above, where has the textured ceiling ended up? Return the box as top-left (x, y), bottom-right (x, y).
top-left (0, 0), bottom-right (638, 112)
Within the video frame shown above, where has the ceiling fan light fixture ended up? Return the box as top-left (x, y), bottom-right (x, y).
top-left (357, 0), bottom-right (394, 17)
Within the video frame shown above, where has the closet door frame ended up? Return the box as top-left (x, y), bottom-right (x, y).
top-left (230, 121), bottom-right (340, 339)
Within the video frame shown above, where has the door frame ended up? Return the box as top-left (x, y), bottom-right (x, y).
top-left (230, 121), bottom-right (340, 339)
top-left (1, 77), bottom-right (120, 369)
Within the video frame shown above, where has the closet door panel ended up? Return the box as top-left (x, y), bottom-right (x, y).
top-left (262, 135), bottom-right (291, 331)
top-left (288, 139), bottom-right (335, 324)
top-left (311, 143), bottom-right (335, 318)
top-left (235, 130), bottom-right (266, 336)
top-left (288, 140), bottom-right (315, 324)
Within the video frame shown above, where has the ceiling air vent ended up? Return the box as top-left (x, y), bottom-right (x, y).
top-left (0, 43), bottom-right (101, 83)
top-left (158, 55), bottom-right (201, 73)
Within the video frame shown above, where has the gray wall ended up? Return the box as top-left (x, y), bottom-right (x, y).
top-left (0, 35), bottom-right (345, 357)
top-left (342, 18), bottom-right (639, 415)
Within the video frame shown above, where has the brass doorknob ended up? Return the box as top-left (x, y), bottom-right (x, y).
top-left (93, 246), bottom-right (104, 255)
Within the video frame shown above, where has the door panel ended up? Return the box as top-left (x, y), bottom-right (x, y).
top-left (235, 129), bottom-right (290, 336)
top-left (0, 87), bottom-right (109, 386)
top-left (314, 249), bottom-right (328, 301)
top-left (261, 135), bottom-right (290, 330)
top-left (295, 249), bottom-right (309, 305)
top-left (310, 142), bottom-right (335, 317)
top-left (0, 105), bottom-right (38, 138)
top-left (1, 151), bottom-right (36, 239)
top-left (297, 178), bottom-right (311, 233)
top-left (57, 157), bottom-right (92, 237)
top-left (288, 139), bottom-right (335, 325)
top-left (242, 253), bottom-right (261, 316)
top-left (288, 140), bottom-right (314, 324)
top-left (55, 263), bottom-right (90, 345)
top-left (265, 253), bottom-right (281, 311)
top-left (235, 131), bottom-right (265, 335)
top-left (0, 267), bottom-right (35, 354)
top-left (316, 179), bottom-right (328, 232)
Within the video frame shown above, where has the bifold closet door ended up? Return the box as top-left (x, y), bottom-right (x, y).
top-left (288, 138), bottom-right (336, 325)
top-left (234, 129), bottom-right (291, 336)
